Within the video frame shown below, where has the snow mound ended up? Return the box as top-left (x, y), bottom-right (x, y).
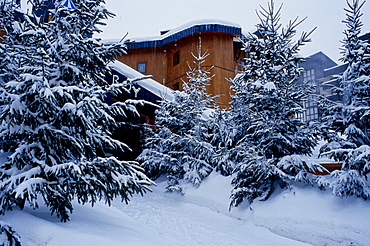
top-left (1, 170), bottom-right (369, 246)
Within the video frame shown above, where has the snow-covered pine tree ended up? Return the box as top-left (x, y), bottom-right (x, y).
top-left (208, 107), bottom-right (235, 176)
top-left (0, 221), bottom-right (21, 246)
top-left (0, 0), bottom-right (16, 86)
top-left (319, 0), bottom-right (370, 199)
top-left (0, 0), bottom-right (153, 222)
top-left (230, 0), bottom-right (320, 206)
top-left (138, 45), bottom-right (218, 193)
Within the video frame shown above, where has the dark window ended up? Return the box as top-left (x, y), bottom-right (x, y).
top-left (173, 51), bottom-right (180, 66)
top-left (137, 62), bottom-right (147, 73)
top-left (302, 95), bottom-right (319, 121)
top-left (173, 82), bottom-right (180, 90)
top-left (303, 68), bottom-right (315, 84)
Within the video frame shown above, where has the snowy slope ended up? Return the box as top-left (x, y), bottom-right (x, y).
top-left (1, 170), bottom-right (369, 246)
top-left (246, 184), bottom-right (370, 246)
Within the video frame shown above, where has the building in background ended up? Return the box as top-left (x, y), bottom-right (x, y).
top-left (296, 32), bottom-right (369, 122)
top-left (296, 51), bottom-right (338, 121)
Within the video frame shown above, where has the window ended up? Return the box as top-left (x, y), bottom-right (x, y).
top-left (173, 51), bottom-right (180, 66)
top-left (173, 82), bottom-right (180, 90)
top-left (303, 68), bottom-right (315, 84)
top-left (137, 62), bottom-right (147, 73)
top-left (298, 95), bottom-right (320, 122)
top-left (304, 95), bottom-right (319, 121)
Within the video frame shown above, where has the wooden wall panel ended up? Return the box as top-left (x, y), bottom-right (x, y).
top-left (117, 47), bottom-right (167, 84)
top-left (117, 31), bottom-right (242, 106)
top-left (163, 32), bottom-right (236, 106)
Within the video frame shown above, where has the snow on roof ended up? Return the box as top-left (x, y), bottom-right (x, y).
top-left (157, 19), bottom-right (241, 38)
top-left (108, 61), bottom-right (174, 102)
top-left (105, 19), bottom-right (242, 49)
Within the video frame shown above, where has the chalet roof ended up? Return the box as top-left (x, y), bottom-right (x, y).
top-left (125, 19), bottom-right (242, 49)
top-left (108, 61), bottom-right (174, 103)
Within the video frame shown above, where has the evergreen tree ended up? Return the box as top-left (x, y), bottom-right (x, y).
top-left (0, 221), bottom-right (21, 246)
top-left (0, 0), bottom-right (152, 222)
top-left (230, 0), bottom-right (320, 206)
top-left (319, 0), bottom-right (370, 199)
top-left (138, 47), bottom-right (217, 193)
top-left (0, 0), bottom-right (16, 86)
top-left (208, 107), bottom-right (235, 176)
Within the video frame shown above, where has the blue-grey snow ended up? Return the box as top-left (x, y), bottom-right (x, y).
top-left (1, 150), bottom-right (369, 245)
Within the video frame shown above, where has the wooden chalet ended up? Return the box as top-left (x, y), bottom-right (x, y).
top-left (115, 20), bottom-right (246, 106)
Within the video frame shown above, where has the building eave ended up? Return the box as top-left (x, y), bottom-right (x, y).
top-left (126, 21), bottom-right (242, 49)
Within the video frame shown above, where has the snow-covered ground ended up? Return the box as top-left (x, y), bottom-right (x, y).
top-left (1, 170), bottom-right (369, 246)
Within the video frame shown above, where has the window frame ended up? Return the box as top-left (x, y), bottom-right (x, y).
top-left (173, 51), bottom-right (180, 66)
top-left (137, 62), bottom-right (147, 73)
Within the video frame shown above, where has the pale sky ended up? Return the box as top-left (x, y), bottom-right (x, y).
top-left (98, 0), bottom-right (370, 64)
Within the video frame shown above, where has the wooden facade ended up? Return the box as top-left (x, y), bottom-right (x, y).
top-left (117, 22), bottom-right (245, 106)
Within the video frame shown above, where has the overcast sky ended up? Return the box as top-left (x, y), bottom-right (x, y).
top-left (98, 0), bottom-right (370, 64)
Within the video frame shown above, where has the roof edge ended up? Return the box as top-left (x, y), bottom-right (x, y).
top-left (125, 20), bottom-right (242, 49)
